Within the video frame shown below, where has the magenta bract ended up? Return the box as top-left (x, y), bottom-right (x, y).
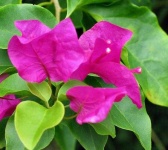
top-left (67, 86), bottom-right (126, 124)
top-left (0, 95), bottom-right (20, 121)
top-left (8, 18), bottom-right (84, 83)
top-left (71, 21), bottom-right (142, 108)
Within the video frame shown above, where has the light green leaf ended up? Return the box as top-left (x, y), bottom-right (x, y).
top-left (91, 111), bottom-right (116, 138)
top-left (55, 123), bottom-right (76, 150)
top-left (57, 80), bottom-right (86, 101)
top-left (111, 97), bottom-right (151, 150)
top-left (15, 100), bottom-right (64, 150)
top-left (6, 116), bottom-right (55, 150)
top-left (66, 119), bottom-right (108, 150)
top-left (27, 81), bottom-right (52, 102)
top-left (66, 0), bottom-right (115, 17)
top-left (0, 4), bottom-right (56, 49)
top-left (0, 73), bottom-right (29, 96)
top-left (0, 0), bottom-right (21, 6)
top-left (83, 1), bottom-right (168, 106)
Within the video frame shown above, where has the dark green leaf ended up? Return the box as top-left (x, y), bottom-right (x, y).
top-left (111, 97), bottom-right (151, 150)
top-left (55, 123), bottom-right (76, 150)
top-left (0, 118), bottom-right (8, 149)
top-left (66, 119), bottom-right (108, 150)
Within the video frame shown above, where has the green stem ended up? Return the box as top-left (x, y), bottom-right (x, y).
top-left (152, 129), bottom-right (166, 150)
top-left (52, 0), bottom-right (61, 22)
top-left (64, 114), bottom-right (78, 120)
top-left (38, 1), bottom-right (52, 7)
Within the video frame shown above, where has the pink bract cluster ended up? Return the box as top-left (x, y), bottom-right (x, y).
top-left (6, 18), bottom-right (142, 124)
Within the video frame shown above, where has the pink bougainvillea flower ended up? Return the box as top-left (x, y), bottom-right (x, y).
top-left (8, 18), bottom-right (84, 83)
top-left (67, 86), bottom-right (126, 124)
top-left (71, 21), bottom-right (142, 108)
top-left (0, 74), bottom-right (20, 121)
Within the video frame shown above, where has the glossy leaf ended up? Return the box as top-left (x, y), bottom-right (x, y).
top-left (55, 123), bottom-right (76, 150)
top-left (0, 4), bottom-right (56, 49)
top-left (0, 73), bottom-right (29, 96)
top-left (66, 0), bottom-right (114, 17)
top-left (83, 1), bottom-right (168, 106)
top-left (6, 116), bottom-right (55, 150)
top-left (111, 97), bottom-right (151, 150)
top-left (66, 119), bottom-right (108, 150)
top-left (27, 81), bottom-right (52, 102)
top-left (15, 100), bottom-right (64, 150)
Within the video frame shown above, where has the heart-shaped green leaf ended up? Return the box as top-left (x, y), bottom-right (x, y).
top-left (15, 100), bottom-right (64, 150)
top-left (6, 115), bottom-right (56, 150)
top-left (27, 81), bottom-right (52, 102)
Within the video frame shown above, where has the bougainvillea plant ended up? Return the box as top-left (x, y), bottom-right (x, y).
top-left (0, 0), bottom-right (168, 150)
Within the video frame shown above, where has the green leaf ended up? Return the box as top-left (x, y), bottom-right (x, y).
top-left (27, 81), bottom-right (52, 102)
top-left (0, 66), bottom-right (15, 75)
top-left (83, 1), bottom-right (168, 106)
top-left (34, 128), bottom-right (55, 150)
top-left (0, 73), bottom-right (29, 96)
top-left (0, 49), bottom-right (12, 66)
top-left (15, 100), bottom-right (64, 150)
top-left (0, 118), bottom-right (8, 149)
top-left (5, 116), bottom-right (24, 150)
top-left (91, 111), bottom-right (116, 138)
top-left (66, 0), bottom-right (114, 17)
top-left (111, 97), bottom-right (151, 150)
top-left (0, 0), bottom-right (21, 6)
top-left (66, 119), bottom-right (108, 150)
top-left (57, 80), bottom-right (87, 101)
top-left (6, 115), bottom-right (55, 150)
top-left (55, 123), bottom-right (76, 150)
top-left (0, 4), bottom-right (57, 49)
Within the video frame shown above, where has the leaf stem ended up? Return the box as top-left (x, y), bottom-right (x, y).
top-left (38, 1), bottom-right (52, 7)
top-left (51, 0), bottom-right (61, 22)
top-left (152, 129), bottom-right (166, 150)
